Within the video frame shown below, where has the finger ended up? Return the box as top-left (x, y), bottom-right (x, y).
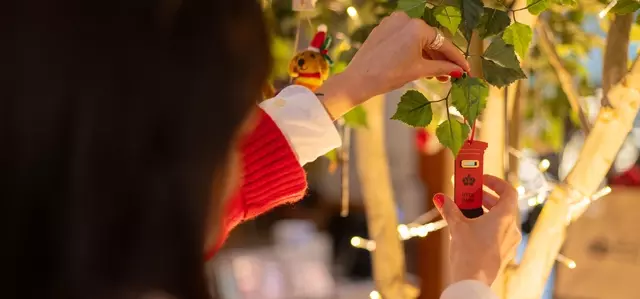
top-left (412, 59), bottom-right (463, 78)
top-left (364, 11), bottom-right (410, 47)
top-left (426, 50), bottom-right (465, 79)
top-left (433, 193), bottom-right (464, 225)
top-left (430, 38), bottom-right (471, 73)
top-left (483, 174), bottom-right (518, 211)
top-left (422, 49), bottom-right (433, 60)
top-left (482, 191), bottom-right (499, 210)
top-left (425, 49), bottom-right (445, 60)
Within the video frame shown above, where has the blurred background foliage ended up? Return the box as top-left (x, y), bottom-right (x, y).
top-left (263, 0), bottom-right (640, 155)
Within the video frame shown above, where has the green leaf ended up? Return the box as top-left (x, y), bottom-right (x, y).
top-left (460, 0), bottom-right (484, 41)
top-left (391, 90), bottom-right (434, 127)
top-left (422, 6), bottom-right (439, 27)
top-left (502, 22), bottom-right (533, 58)
top-left (476, 8), bottom-right (510, 39)
top-left (526, 0), bottom-right (549, 15)
top-left (343, 105), bottom-right (368, 128)
top-left (331, 61), bottom-right (348, 74)
top-left (397, 0), bottom-right (427, 18)
top-left (481, 58), bottom-right (527, 87)
top-left (324, 149), bottom-right (338, 163)
top-left (436, 119), bottom-right (470, 156)
top-left (483, 38), bottom-right (522, 69)
top-left (324, 149), bottom-right (339, 173)
top-left (451, 77), bottom-right (489, 126)
top-left (434, 6), bottom-right (462, 35)
top-left (611, 0), bottom-right (640, 14)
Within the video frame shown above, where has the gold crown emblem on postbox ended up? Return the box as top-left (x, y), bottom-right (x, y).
top-left (462, 175), bottom-right (476, 186)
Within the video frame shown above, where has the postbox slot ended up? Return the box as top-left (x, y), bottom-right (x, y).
top-left (461, 160), bottom-right (479, 168)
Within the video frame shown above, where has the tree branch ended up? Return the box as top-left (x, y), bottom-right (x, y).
top-left (535, 21), bottom-right (591, 134)
top-left (602, 14), bottom-right (634, 107)
top-left (355, 96), bottom-right (410, 299)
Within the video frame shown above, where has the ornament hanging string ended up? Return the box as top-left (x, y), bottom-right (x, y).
top-left (340, 123), bottom-right (351, 217)
top-left (469, 120), bottom-right (477, 143)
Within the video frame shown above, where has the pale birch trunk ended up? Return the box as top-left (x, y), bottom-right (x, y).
top-left (355, 95), bottom-right (409, 299)
top-left (505, 36), bottom-right (640, 299)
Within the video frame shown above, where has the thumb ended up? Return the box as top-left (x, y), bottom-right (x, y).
top-left (412, 59), bottom-right (463, 79)
top-left (433, 193), bottom-right (463, 224)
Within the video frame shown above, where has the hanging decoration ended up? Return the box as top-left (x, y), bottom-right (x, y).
top-left (288, 25), bottom-right (333, 92)
top-left (292, 0), bottom-right (316, 12)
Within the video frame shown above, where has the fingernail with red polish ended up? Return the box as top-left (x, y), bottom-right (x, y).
top-left (449, 70), bottom-right (463, 79)
top-left (433, 193), bottom-right (445, 208)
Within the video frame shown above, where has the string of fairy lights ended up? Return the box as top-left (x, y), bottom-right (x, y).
top-left (287, 2), bottom-right (620, 298)
top-left (348, 148), bottom-right (613, 276)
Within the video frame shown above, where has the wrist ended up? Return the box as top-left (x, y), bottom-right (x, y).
top-left (451, 259), bottom-right (494, 287)
top-left (452, 271), bottom-right (491, 287)
top-left (316, 70), bottom-right (369, 120)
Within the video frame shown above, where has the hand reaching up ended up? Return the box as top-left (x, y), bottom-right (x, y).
top-left (317, 11), bottom-right (470, 119)
top-left (433, 175), bottom-right (522, 286)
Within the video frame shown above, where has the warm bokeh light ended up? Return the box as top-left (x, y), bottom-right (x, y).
top-left (346, 6), bottom-right (358, 18)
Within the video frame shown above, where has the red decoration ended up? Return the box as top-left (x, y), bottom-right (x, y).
top-left (454, 141), bottom-right (488, 218)
top-left (611, 165), bottom-right (640, 186)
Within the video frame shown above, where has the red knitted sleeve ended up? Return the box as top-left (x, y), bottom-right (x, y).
top-left (205, 109), bottom-right (308, 260)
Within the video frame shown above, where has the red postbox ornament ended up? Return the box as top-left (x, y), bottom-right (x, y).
top-left (454, 140), bottom-right (488, 218)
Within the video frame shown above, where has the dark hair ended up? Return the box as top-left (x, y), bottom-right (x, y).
top-left (0, 0), bottom-right (271, 298)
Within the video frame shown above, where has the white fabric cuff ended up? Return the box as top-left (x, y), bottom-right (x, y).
top-left (440, 280), bottom-right (498, 299)
top-left (259, 85), bottom-right (342, 166)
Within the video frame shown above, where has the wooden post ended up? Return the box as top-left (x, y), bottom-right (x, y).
top-left (355, 95), bottom-right (409, 299)
top-left (417, 148), bottom-right (454, 299)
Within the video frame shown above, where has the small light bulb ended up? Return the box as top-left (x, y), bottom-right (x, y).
top-left (528, 198), bottom-right (537, 207)
top-left (538, 159), bottom-right (550, 172)
top-left (416, 226), bottom-right (428, 237)
top-left (599, 0), bottom-right (619, 18)
top-left (591, 186), bottom-right (612, 201)
top-left (346, 6), bottom-right (358, 17)
top-left (369, 291), bottom-right (381, 299)
top-left (366, 240), bottom-right (377, 251)
top-left (350, 237), bottom-right (362, 247)
top-left (517, 186), bottom-right (526, 196)
top-left (398, 224), bottom-right (411, 240)
top-left (557, 254), bottom-right (577, 269)
top-left (536, 193), bottom-right (546, 205)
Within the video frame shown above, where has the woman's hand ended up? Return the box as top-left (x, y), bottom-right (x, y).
top-left (433, 175), bottom-right (522, 287)
top-left (317, 11), bottom-right (470, 120)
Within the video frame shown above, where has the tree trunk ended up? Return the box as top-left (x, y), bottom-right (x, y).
top-left (355, 95), bottom-right (408, 299)
top-left (506, 55), bottom-right (640, 299)
top-left (418, 148), bottom-right (454, 299)
top-left (602, 15), bottom-right (634, 100)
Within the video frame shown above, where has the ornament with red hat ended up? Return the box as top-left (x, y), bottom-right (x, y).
top-left (288, 25), bottom-right (333, 91)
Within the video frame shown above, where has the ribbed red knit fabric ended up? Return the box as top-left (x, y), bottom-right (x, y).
top-left (205, 109), bottom-right (308, 260)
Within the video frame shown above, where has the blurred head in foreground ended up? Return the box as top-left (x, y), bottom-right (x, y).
top-left (1, 0), bottom-right (270, 298)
